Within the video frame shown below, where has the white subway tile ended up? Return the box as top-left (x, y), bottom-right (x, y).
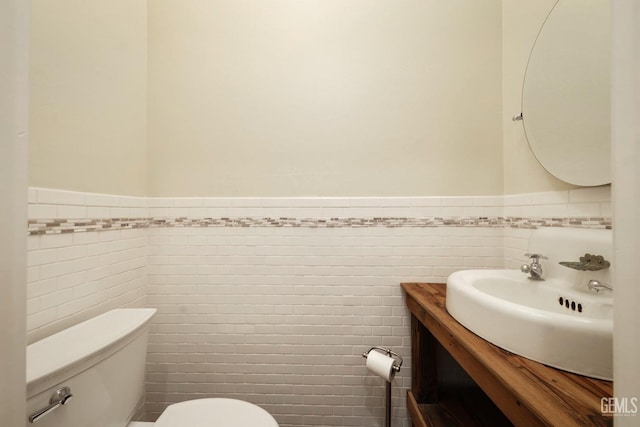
top-left (503, 193), bottom-right (532, 206)
top-left (28, 187), bottom-right (38, 203)
top-left (84, 192), bottom-right (121, 207)
top-left (57, 245), bottom-right (87, 261)
top-left (27, 307), bottom-right (58, 331)
top-left (345, 197), bottom-right (381, 208)
top-left (26, 297), bottom-right (41, 316)
top-left (36, 188), bottom-right (86, 206)
top-left (441, 206), bottom-right (465, 216)
top-left (260, 198), bottom-right (294, 208)
top-left (57, 205), bottom-right (87, 219)
top-left (567, 203), bottom-right (602, 217)
top-left (27, 277), bottom-right (57, 298)
top-left (73, 232), bottom-right (101, 245)
top-left (27, 237), bottom-right (40, 251)
top-left (409, 197), bottom-right (443, 207)
top-left (540, 204), bottom-right (569, 218)
top-left (130, 207), bottom-right (149, 217)
top-left (39, 260), bottom-right (75, 280)
top-left (27, 248), bottom-right (57, 267)
top-left (86, 206), bottom-right (111, 218)
top-left (463, 206), bottom-right (492, 217)
top-left (56, 271), bottom-right (87, 289)
top-left (504, 206), bottom-right (523, 217)
top-left (119, 196), bottom-right (147, 208)
top-left (230, 198), bottom-right (264, 207)
top-left (26, 266), bottom-right (39, 283)
top-left (187, 207), bottom-right (208, 217)
top-left (528, 191), bottom-right (569, 205)
top-left (40, 289), bottom-right (74, 310)
top-left (205, 207), bottom-right (229, 217)
top-left (472, 196), bottom-right (503, 207)
top-left (440, 196), bottom-right (474, 207)
top-left (147, 198), bottom-right (175, 208)
top-left (28, 204), bottom-right (57, 219)
top-left (39, 234), bottom-right (74, 249)
top-left (568, 186), bottom-right (612, 203)
top-left (173, 198), bottom-right (204, 208)
top-left (166, 207), bottom-right (190, 217)
top-left (110, 207), bottom-right (131, 218)
top-left (518, 204), bottom-right (543, 218)
top-left (149, 207), bottom-right (169, 217)
top-left (226, 207), bottom-right (247, 217)
top-left (198, 198), bottom-right (233, 208)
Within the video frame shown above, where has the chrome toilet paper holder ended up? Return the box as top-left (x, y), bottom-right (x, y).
top-left (363, 346), bottom-right (403, 427)
top-left (362, 346), bottom-right (403, 373)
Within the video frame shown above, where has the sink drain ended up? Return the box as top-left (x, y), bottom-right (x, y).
top-left (558, 296), bottom-right (582, 313)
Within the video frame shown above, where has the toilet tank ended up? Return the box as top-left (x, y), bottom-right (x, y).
top-left (26, 308), bottom-right (156, 427)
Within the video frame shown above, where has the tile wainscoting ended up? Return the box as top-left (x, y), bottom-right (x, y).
top-left (26, 228), bottom-right (147, 343)
top-left (25, 186), bottom-right (611, 427)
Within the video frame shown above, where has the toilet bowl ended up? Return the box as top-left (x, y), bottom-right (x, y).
top-left (125, 399), bottom-right (278, 427)
top-left (26, 309), bottom-right (278, 427)
top-left (126, 399), bottom-right (278, 427)
top-left (154, 398), bottom-right (278, 427)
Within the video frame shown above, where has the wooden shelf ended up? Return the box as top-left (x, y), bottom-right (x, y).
top-left (408, 387), bottom-right (513, 427)
top-left (403, 282), bottom-right (613, 427)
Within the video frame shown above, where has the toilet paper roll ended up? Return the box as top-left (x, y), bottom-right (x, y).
top-left (366, 350), bottom-right (396, 382)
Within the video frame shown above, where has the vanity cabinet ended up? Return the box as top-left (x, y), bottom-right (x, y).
top-left (402, 283), bottom-right (613, 427)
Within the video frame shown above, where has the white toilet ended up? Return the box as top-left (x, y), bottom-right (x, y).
top-left (26, 308), bottom-right (279, 427)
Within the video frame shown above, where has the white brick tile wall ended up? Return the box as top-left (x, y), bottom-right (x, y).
top-left (144, 226), bottom-right (505, 426)
top-left (504, 227), bottom-right (534, 270)
top-left (502, 186), bottom-right (611, 270)
top-left (503, 186), bottom-right (611, 219)
top-left (26, 227), bottom-right (147, 343)
top-left (25, 186), bottom-right (611, 426)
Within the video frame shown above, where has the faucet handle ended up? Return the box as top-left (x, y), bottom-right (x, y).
top-left (524, 253), bottom-right (548, 261)
top-left (587, 279), bottom-right (613, 292)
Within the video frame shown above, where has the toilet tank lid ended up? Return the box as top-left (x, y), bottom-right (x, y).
top-left (27, 308), bottom-right (156, 387)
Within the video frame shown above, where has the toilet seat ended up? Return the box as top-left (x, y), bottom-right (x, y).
top-left (154, 398), bottom-right (279, 427)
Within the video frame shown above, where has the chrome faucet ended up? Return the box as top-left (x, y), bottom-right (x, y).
top-left (587, 280), bottom-right (613, 293)
top-left (521, 253), bottom-right (547, 281)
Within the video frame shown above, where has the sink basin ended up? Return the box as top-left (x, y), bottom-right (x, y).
top-left (446, 269), bottom-right (613, 380)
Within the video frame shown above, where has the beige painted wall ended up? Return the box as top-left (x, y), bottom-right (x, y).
top-left (0, 0), bottom-right (28, 423)
top-left (29, 0), bottom-right (148, 196)
top-left (147, 0), bottom-right (503, 197)
top-left (612, 0), bottom-right (640, 420)
top-left (29, 1), bottom-right (607, 198)
top-left (502, 0), bottom-right (576, 194)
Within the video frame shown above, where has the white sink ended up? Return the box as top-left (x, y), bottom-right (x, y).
top-left (446, 269), bottom-right (613, 380)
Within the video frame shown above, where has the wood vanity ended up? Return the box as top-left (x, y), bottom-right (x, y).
top-left (402, 282), bottom-right (613, 427)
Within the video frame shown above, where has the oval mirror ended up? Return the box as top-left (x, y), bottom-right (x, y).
top-left (522, 0), bottom-right (611, 186)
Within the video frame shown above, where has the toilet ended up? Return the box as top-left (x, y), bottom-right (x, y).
top-left (26, 308), bottom-right (278, 427)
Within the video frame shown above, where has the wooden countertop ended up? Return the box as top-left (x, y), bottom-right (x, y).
top-left (402, 282), bottom-right (613, 427)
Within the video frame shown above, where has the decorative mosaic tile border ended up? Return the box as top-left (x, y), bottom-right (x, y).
top-left (27, 216), bottom-right (612, 236)
top-left (505, 217), bottom-right (612, 229)
top-left (27, 218), bottom-right (149, 235)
